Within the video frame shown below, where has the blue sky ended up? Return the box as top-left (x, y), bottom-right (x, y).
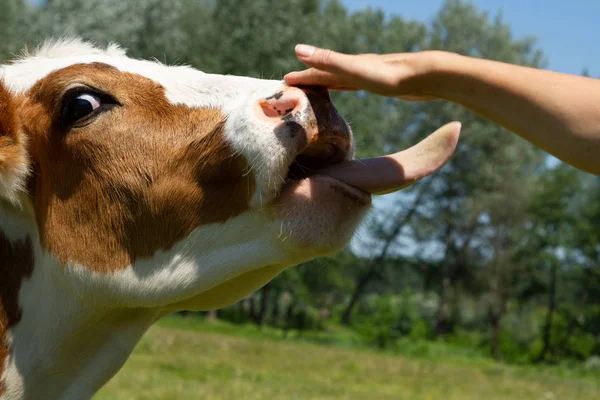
top-left (344, 0), bottom-right (599, 76)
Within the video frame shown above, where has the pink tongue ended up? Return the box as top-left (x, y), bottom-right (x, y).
top-left (319, 122), bottom-right (461, 195)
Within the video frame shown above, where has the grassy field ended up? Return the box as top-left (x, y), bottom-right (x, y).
top-left (96, 317), bottom-right (599, 400)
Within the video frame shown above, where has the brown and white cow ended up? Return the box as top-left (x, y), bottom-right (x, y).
top-left (0, 39), bottom-right (460, 399)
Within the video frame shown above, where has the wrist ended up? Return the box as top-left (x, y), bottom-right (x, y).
top-left (412, 51), bottom-right (468, 99)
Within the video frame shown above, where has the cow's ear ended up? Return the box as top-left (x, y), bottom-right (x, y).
top-left (0, 80), bottom-right (29, 204)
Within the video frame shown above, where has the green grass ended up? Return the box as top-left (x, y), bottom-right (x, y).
top-left (96, 317), bottom-right (599, 400)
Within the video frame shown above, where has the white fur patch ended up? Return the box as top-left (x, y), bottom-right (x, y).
top-left (15, 37), bottom-right (126, 62)
top-left (1, 332), bottom-right (23, 400)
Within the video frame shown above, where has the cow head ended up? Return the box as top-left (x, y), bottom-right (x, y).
top-left (0, 39), bottom-right (369, 312)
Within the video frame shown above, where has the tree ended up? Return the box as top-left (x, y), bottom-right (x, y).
top-left (344, 0), bottom-right (545, 339)
top-left (0, 0), bottom-right (26, 59)
top-left (519, 164), bottom-right (583, 363)
top-left (20, 0), bottom-right (189, 61)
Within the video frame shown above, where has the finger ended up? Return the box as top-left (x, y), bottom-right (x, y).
top-left (294, 44), bottom-right (352, 74)
top-left (284, 68), bottom-right (350, 88)
top-left (328, 86), bottom-right (360, 92)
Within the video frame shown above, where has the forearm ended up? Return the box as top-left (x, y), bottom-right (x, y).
top-left (428, 52), bottom-right (600, 176)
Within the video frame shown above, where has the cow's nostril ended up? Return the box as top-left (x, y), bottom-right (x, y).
top-left (259, 89), bottom-right (303, 119)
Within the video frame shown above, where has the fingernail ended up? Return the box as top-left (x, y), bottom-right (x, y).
top-left (295, 44), bottom-right (316, 58)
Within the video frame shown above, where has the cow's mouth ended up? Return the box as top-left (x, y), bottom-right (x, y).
top-left (281, 132), bottom-right (373, 204)
top-left (286, 135), bottom-right (348, 181)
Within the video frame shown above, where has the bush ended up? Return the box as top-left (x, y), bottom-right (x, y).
top-left (353, 295), bottom-right (402, 349)
top-left (446, 326), bottom-right (483, 349)
top-left (409, 319), bottom-right (432, 340)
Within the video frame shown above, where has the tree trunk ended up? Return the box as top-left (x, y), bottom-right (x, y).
top-left (436, 221), bottom-right (455, 337)
top-left (283, 299), bottom-right (296, 338)
top-left (536, 262), bottom-right (558, 363)
top-left (489, 293), bottom-right (507, 362)
top-left (248, 293), bottom-right (258, 324)
top-left (435, 271), bottom-right (451, 336)
top-left (256, 285), bottom-right (271, 328)
top-left (435, 217), bottom-right (478, 337)
top-left (490, 312), bottom-right (500, 361)
top-left (207, 309), bottom-right (218, 321)
top-left (340, 268), bottom-right (376, 325)
top-left (270, 287), bottom-right (281, 326)
top-left (490, 232), bottom-right (509, 362)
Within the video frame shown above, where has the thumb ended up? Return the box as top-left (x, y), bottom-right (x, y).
top-left (295, 44), bottom-right (349, 73)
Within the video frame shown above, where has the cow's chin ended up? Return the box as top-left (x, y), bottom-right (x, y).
top-left (167, 264), bottom-right (287, 311)
top-left (272, 174), bottom-right (371, 255)
top-left (167, 175), bottom-right (370, 312)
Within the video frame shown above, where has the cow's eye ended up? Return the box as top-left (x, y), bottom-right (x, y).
top-left (61, 88), bottom-right (118, 128)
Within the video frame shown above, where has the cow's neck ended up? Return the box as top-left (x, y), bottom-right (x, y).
top-left (0, 201), bottom-right (160, 400)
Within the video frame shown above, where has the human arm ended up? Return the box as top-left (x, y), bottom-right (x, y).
top-left (284, 45), bottom-right (600, 176)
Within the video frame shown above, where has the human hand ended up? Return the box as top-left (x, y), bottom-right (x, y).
top-left (284, 44), bottom-right (448, 101)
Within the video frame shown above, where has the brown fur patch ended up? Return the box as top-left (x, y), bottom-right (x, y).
top-left (20, 63), bottom-right (255, 271)
top-left (0, 79), bottom-right (26, 191)
top-left (0, 230), bottom-right (35, 396)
